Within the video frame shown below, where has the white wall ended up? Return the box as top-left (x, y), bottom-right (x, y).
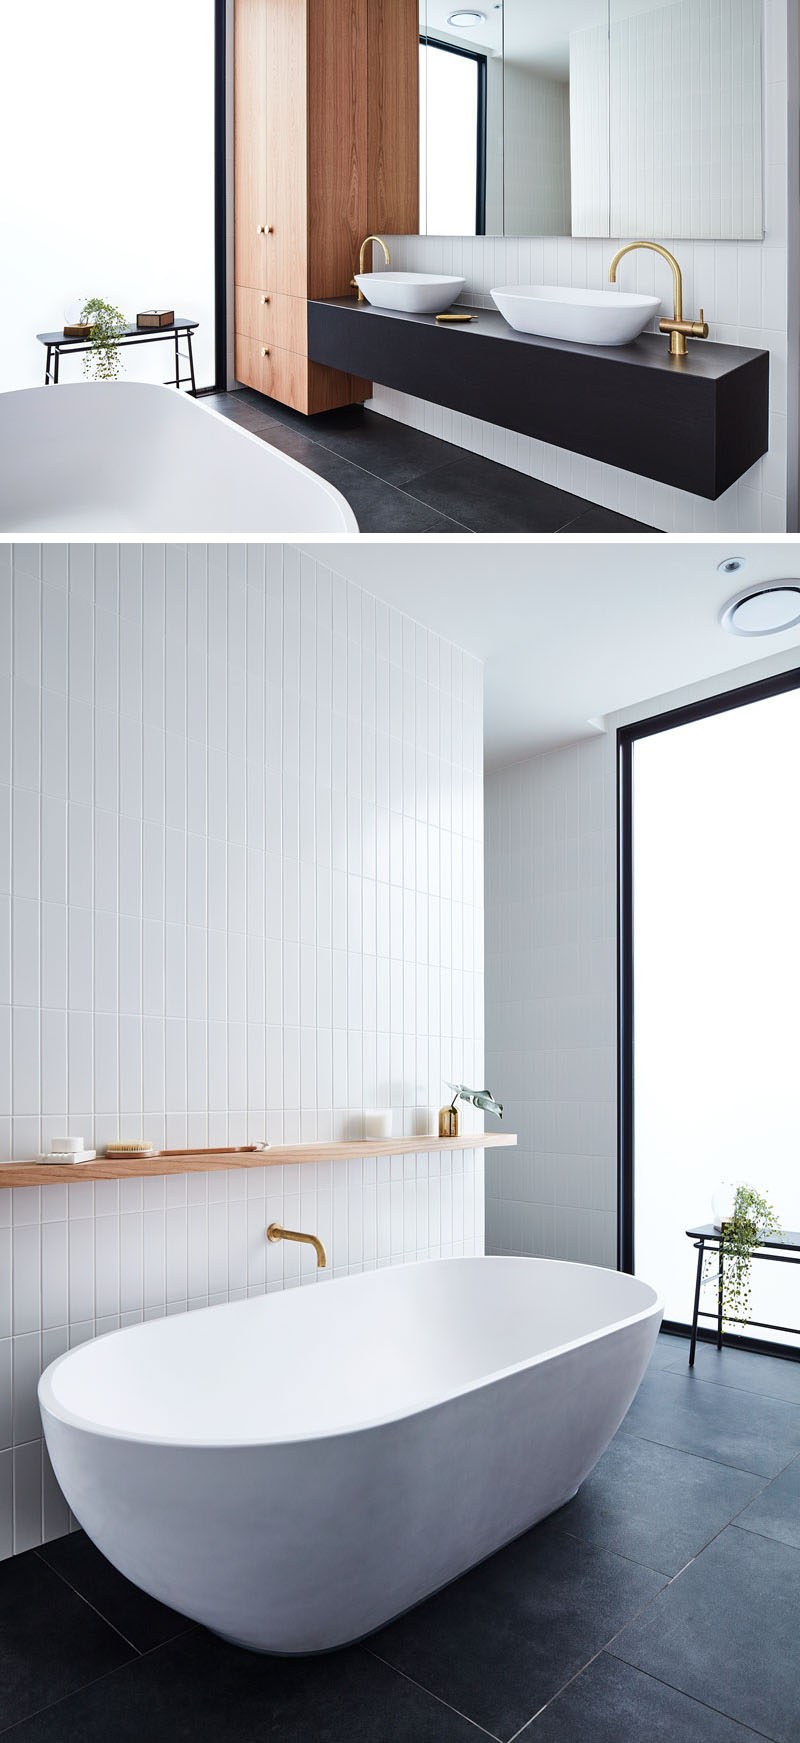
top-left (0, 542), bottom-right (485, 1557)
top-left (484, 641), bottom-right (800, 1270)
top-left (369, 1), bottom-right (792, 532)
top-left (504, 66), bottom-right (570, 238)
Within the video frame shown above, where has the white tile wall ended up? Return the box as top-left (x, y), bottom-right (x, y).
top-left (368, 1), bottom-right (792, 531)
top-left (484, 641), bottom-right (800, 1274)
top-left (0, 541), bottom-right (485, 1558)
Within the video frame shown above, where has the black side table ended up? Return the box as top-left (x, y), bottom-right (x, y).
top-left (686, 1223), bottom-right (800, 1365)
top-left (37, 318), bottom-right (199, 394)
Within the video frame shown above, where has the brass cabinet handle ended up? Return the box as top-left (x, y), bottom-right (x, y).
top-left (261, 347), bottom-right (270, 357)
top-left (261, 295), bottom-right (271, 304)
top-left (256, 224), bottom-right (274, 235)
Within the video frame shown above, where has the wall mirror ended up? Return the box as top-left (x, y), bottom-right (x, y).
top-left (417, 0), bottom-right (763, 240)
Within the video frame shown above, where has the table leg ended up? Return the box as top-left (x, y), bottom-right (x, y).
top-left (53, 347), bottom-right (60, 385)
top-left (44, 344), bottom-right (52, 385)
top-left (186, 329), bottom-right (197, 396)
top-left (688, 1241), bottom-right (705, 1367)
top-left (174, 331), bottom-right (180, 389)
top-left (717, 1243), bottom-right (724, 1350)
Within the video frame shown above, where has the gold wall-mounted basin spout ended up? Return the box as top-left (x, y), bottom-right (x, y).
top-left (608, 241), bottom-right (709, 357)
top-left (352, 235), bottom-right (390, 300)
top-left (266, 1222), bottom-right (327, 1268)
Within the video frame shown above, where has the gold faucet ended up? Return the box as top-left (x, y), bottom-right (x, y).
top-left (352, 235), bottom-right (390, 300)
top-left (266, 1222), bottom-right (327, 1268)
top-left (608, 241), bottom-right (708, 358)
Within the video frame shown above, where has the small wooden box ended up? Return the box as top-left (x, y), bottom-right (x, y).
top-left (136, 309), bottom-right (174, 330)
top-left (63, 323), bottom-right (91, 338)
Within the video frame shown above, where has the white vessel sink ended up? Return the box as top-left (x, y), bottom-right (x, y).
top-left (491, 284), bottom-right (661, 347)
top-left (355, 272), bottom-right (466, 316)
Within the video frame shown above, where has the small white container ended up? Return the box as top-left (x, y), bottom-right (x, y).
top-left (363, 1110), bottom-right (393, 1141)
top-left (51, 1136), bottom-right (83, 1154)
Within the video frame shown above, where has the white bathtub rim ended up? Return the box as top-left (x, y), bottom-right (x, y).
top-left (0, 380), bottom-right (360, 535)
top-left (38, 1255), bottom-right (663, 1452)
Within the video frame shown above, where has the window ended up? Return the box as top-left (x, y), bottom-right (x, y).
top-left (419, 38), bottom-right (486, 235)
top-left (0, 0), bottom-right (222, 395)
top-left (619, 671), bottom-right (800, 1351)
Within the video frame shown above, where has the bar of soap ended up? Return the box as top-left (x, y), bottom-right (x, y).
top-left (51, 1136), bottom-right (83, 1154)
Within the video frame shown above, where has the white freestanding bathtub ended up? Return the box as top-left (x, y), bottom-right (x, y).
top-left (0, 381), bottom-right (358, 533)
top-left (39, 1256), bottom-right (661, 1654)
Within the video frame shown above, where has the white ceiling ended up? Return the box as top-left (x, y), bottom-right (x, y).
top-left (300, 543), bottom-right (800, 769)
top-left (423, 0), bottom-right (673, 79)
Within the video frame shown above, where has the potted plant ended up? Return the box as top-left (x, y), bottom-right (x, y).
top-left (706, 1183), bottom-right (782, 1328)
top-left (79, 298), bottom-right (128, 380)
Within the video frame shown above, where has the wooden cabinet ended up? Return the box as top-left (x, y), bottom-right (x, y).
top-left (233, 0), bottom-right (418, 415)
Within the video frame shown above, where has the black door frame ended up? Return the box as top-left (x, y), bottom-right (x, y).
top-left (618, 661), bottom-right (800, 1358)
top-left (419, 34), bottom-right (488, 235)
top-left (211, 0), bottom-right (228, 394)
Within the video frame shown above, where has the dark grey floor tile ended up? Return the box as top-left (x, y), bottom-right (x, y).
top-left (400, 453), bottom-right (590, 532)
top-left (555, 1433), bottom-right (764, 1575)
top-left (560, 505), bottom-right (656, 532)
top-left (523, 1652), bottom-right (761, 1742)
top-left (252, 425), bottom-right (470, 531)
top-left (668, 1342), bottom-right (800, 1406)
top-left (648, 1333), bottom-right (689, 1371)
top-left (3, 1627), bottom-right (482, 1743)
top-left (369, 1520), bottom-right (665, 1741)
top-left (37, 1530), bottom-right (190, 1654)
top-left (290, 406), bottom-right (467, 487)
top-left (0, 1550), bottom-right (135, 1731)
top-left (610, 1525), bottom-right (800, 1742)
top-left (620, 1368), bottom-right (800, 1476)
top-left (736, 1454), bottom-right (800, 1550)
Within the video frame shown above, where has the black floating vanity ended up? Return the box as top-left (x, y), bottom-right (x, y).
top-left (308, 299), bottom-right (769, 501)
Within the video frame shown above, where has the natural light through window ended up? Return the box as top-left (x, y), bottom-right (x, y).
top-left (633, 686), bottom-right (800, 1348)
top-left (419, 42), bottom-right (480, 234)
top-left (0, 0), bottom-right (216, 395)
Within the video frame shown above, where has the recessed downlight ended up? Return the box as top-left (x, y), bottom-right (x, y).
top-left (447, 9), bottom-right (486, 26)
top-left (721, 583), bottom-right (800, 637)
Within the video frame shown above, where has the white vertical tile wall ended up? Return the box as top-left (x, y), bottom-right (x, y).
top-left (0, 542), bottom-right (485, 1558)
top-left (368, 1), bottom-right (792, 531)
top-left (484, 641), bottom-right (800, 1272)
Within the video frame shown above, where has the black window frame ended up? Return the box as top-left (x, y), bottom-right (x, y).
top-left (212, 0), bottom-right (227, 394)
top-left (618, 661), bottom-right (800, 1359)
top-left (419, 33), bottom-right (488, 236)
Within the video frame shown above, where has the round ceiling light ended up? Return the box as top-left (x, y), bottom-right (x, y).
top-left (721, 583), bottom-right (800, 637)
top-left (447, 9), bottom-right (486, 26)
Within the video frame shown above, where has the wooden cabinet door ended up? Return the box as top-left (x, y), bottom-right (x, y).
top-left (234, 0), bottom-right (268, 290)
top-left (264, 0), bottom-right (308, 296)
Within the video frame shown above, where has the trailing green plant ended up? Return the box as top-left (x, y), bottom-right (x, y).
top-left (704, 1183), bottom-right (782, 1328)
top-left (80, 298), bottom-right (127, 380)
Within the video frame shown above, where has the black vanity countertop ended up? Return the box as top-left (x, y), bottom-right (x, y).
top-left (308, 297), bottom-right (770, 499)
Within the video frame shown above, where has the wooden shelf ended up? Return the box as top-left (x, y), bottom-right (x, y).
top-left (0, 1132), bottom-right (517, 1189)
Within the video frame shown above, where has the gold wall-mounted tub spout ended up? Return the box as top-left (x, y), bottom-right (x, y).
top-left (266, 1222), bottom-right (327, 1268)
top-left (352, 235), bottom-right (390, 300)
top-left (608, 241), bottom-right (709, 357)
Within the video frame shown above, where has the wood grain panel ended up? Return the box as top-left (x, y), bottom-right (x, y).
top-left (265, 0), bottom-right (308, 295)
top-left (235, 332), bottom-right (310, 411)
top-left (307, 0), bottom-right (368, 301)
top-left (306, 359), bottom-right (371, 414)
top-left (367, 0), bottom-right (419, 234)
top-left (235, 285), bottom-right (308, 354)
top-left (0, 1133), bottom-right (517, 1189)
top-left (233, 0), bottom-right (268, 289)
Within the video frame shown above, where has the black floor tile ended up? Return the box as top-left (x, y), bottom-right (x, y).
top-left (620, 1368), bottom-right (800, 1477)
top-left (252, 424), bottom-right (470, 531)
top-left (560, 505), bottom-right (658, 533)
top-left (736, 1454), bottom-right (800, 1550)
top-left (647, 1332), bottom-right (689, 1371)
top-left (668, 1342), bottom-right (800, 1406)
top-left (0, 1550), bottom-right (135, 1732)
top-left (369, 1520), bottom-right (664, 1741)
top-left (398, 453), bottom-right (606, 533)
top-left (555, 1432), bottom-right (764, 1575)
top-left (37, 1531), bottom-right (190, 1654)
top-left (610, 1525), bottom-right (800, 1742)
top-left (288, 405), bottom-right (468, 488)
top-left (4, 1627), bottom-right (482, 1743)
top-left (524, 1652), bottom-right (760, 1742)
